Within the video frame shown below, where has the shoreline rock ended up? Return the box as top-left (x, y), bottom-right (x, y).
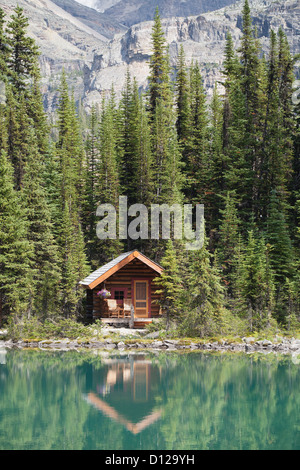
top-left (1, 336), bottom-right (300, 357)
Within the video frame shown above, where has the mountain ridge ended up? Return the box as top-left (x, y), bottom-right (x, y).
top-left (82, 0), bottom-right (300, 109)
top-left (1, 0), bottom-right (299, 112)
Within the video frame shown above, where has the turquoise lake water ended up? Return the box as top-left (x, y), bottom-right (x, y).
top-left (0, 349), bottom-right (299, 450)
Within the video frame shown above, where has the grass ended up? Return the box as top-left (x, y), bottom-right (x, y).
top-left (5, 316), bottom-right (102, 341)
top-left (2, 315), bottom-right (299, 345)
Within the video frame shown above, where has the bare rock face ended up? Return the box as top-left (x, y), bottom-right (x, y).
top-left (50, 0), bottom-right (127, 38)
top-left (99, 0), bottom-right (238, 27)
top-left (75, 0), bottom-right (121, 13)
top-left (1, 0), bottom-right (300, 113)
top-left (82, 0), bottom-right (300, 110)
top-left (1, 0), bottom-right (113, 111)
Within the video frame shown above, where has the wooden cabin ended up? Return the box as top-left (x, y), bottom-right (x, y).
top-left (79, 250), bottom-right (164, 328)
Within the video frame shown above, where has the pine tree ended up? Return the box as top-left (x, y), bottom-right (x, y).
top-left (222, 31), bottom-right (238, 153)
top-left (0, 95), bottom-right (7, 153)
top-left (92, 97), bottom-right (123, 264)
top-left (154, 239), bottom-right (183, 330)
top-left (223, 1), bottom-right (266, 228)
top-left (175, 45), bottom-right (191, 148)
top-left (27, 71), bottom-right (49, 156)
top-left (148, 7), bottom-right (171, 116)
top-left (119, 69), bottom-right (134, 200)
top-left (119, 75), bottom-right (153, 207)
top-left (261, 29), bottom-right (294, 215)
top-left (132, 85), bottom-right (154, 206)
top-left (56, 72), bottom-right (89, 315)
top-left (217, 192), bottom-right (241, 291)
top-left (180, 238), bottom-right (227, 338)
top-left (5, 6), bottom-right (39, 93)
top-left (5, 87), bottom-right (35, 189)
top-left (0, 150), bottom-right (34, 323)
top-left (21, 131), bottom-right (61, 316)
top-left (186, 62), bottom-right (212, 232)
top-left (266, 190), bottom-right (294, 284)
top-left (0, 8), bottom-right (7, 152)
top-left (82, 105), bottom-right (100, 263)
top-left (98, 99), bottom-right (120, 207)
top-left (0, 8), bottom-right (9, 79)
top-left (209, 84), bottom-right (226, 229)
top-left (148, 9), bottom-right (183, 207)
top-left (235, 231), bottom-right (276, 331)
top-left (239, 1), bottom-right (264, 223)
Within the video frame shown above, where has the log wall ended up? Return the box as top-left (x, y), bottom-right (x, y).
top-left (90, 258), bottom-right (162, 319)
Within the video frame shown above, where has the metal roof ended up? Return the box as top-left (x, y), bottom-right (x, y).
top-left (79, 250), bottom-right (163, 288)
top-left (79, 251), bottom-right (135, 287)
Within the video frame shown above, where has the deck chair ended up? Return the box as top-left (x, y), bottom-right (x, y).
top-left (106, 299), bottom-right (121, 318)
top-left (123, 299), bottom-right (132, 318)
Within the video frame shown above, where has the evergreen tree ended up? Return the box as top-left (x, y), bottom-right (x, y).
top-left (43, 142), bottom-right (63, 243)
top-left (180, 238), bottom-right (227, 337)
top-left (148, 9), bottom-right (183, 207)
top-left (148, 7), bottom-right (171, 115)
top-left (0, 94), bottom-right (7, 153)
top-left (217, 192), bottom-right (241, 292)
top-left (97, 99), bottom-right (120, 207)
top-left (222, 31), bottom-right (239, 153)
top-left (238, 0), bottom-right (264, 223)
top-left (266, 190), bottom-right (294, 285)
top-left (5, 87), bottom-right (35, 189)
top-left (152, 97), bottom-right (183, 205)
top-left (154, 239), bottom-right (183, 330)
top-left (223, 1), bottom-right (266, 227)
top-left (92, 97), bottom-right (123, 264)
top-left (235, 231), bottom-right (276, 331)
top-left (0, 8), bottom-right (9, 78)
top-left (261, 29), bottom-right (294, 214)
top-left (56, 73), bottom-right (89, 315)
top-left (119, 75), bottom-right (153, 207)
top-left (0, 150), bottom-right (34, 322)
top-left (209, 84), bottom-right (226, 229)
top-left (82, 105), bottom-right (100, 263)
top-left (132, 85), bottom-right (154, 207)
top-left (175, 45), bottom-right (191, 148)
top-left (27, 72), bottom-right (50, 156)
top-left (5, 6), bottom-right (39, 93)
top-left (188, 62), bottom-right (210, 200)
top-left (21, 132), bottom-right (61, 316)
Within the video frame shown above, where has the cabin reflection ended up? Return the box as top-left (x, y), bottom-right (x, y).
top-left (86, 356), bottom-right (163, 434)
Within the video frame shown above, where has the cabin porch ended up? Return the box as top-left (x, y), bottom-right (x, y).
top-left (87, 293), bottom-right (155, 328)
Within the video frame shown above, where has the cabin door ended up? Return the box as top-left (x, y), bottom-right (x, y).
top-left (134, 280), bottom-right (148, 318)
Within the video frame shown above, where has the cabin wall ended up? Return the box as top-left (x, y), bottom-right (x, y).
top-left (90, 258), bottom-right (162, 320)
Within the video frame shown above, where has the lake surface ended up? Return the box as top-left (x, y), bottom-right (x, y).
top-left (0, 349), bottom-right (299, 450)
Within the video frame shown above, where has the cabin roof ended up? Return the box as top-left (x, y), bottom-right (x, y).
top-left (79, 250), bottom-right (163, 290)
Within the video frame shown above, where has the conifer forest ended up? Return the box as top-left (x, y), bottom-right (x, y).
top-left (0, 1), bottom-right (300, 338)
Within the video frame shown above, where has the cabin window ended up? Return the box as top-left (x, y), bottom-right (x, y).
top-left (114, 291), bottom-right (125, 300)
top-left (110, 287), bottom-right (128, 305)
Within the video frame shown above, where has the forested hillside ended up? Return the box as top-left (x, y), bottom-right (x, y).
top-left (0, 1), bottom-right (299, 337)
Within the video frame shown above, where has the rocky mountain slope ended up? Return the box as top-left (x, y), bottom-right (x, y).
top-left (50, 0), bottom-right (127, 38)
top-left (1, 0), bottom-right (111, 111)
top-left (95, 0), bottom-right (239, 27)
top-left (1, 0), bottom-right (300, 112)
top-left (75, 0), bottom-right (120, 12)
top-left (82, 0), bottom-right (300, 109)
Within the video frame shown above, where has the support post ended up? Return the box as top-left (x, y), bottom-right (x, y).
top-left (129, 304), bottom-right (134, 329)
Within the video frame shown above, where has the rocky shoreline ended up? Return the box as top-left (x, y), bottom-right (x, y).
top-left (1, 329), bottom-right (300, 358)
